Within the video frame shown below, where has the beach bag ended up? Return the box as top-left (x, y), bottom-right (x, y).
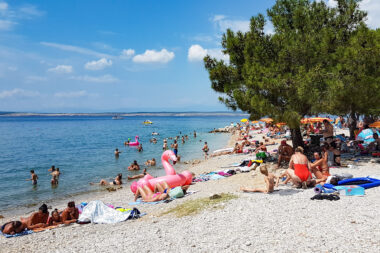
top-left (169, 187), bottom-right (184, 198)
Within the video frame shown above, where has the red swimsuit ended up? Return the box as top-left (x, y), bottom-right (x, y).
top-left (294, 164), bottom-right (311, 182)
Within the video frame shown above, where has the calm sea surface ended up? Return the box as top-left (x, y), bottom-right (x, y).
top-left (0, 115), bottom-right (241, 211)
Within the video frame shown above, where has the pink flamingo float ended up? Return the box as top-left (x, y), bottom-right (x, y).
top-left (127, 136), bottom-right (140, 146)
top-left (130, 150), bottom-right (193, 193)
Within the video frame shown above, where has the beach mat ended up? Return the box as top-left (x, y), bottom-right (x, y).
top-left (0, 230), bottom-right (33, 238)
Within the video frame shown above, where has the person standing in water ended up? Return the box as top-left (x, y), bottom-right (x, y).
top-left (202, 142), bottom-right (209, 160)
top-left (194, 131), bottom-right (197, 138)
top-left (114, 148), bottom-right (121, 158)
top-left (173, 140), bottom-right (178, 164)
top-left (26, 170), bottom-right (38, 185)
top-left (163, 139), bottom-right (168, 150)
top-left (50, 168), bottom-right (59, 185)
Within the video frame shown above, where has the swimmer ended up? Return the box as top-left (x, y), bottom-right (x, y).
top-left (163, 139), bottom-right (168, 150)
top-left (114, 148), bottom-right (121, 157)
top-left (50, 168), bottom-right (59, 185)
top-left (128, 160), bottom-right (140, 171)
top-left (137, 144), bottom-right (143, 152)
top-left (26, 170), bottom-right (38, 185)
top-left (91, 173), bottom-right (123, 186)
top-left (145, 158), bottom-right (156, 166)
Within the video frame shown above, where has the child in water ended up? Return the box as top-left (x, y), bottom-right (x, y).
top-left (240, 165), bottom-right (277, 194)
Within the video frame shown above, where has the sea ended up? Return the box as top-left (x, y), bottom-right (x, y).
top-left (0, 114), bottom-right (243, 212)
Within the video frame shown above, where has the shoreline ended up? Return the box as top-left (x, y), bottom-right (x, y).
top-left (0, 131), bottom-right (234, 219)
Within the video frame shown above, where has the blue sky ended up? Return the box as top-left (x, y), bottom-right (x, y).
top-left (0, 0), bottom-right (378, 112)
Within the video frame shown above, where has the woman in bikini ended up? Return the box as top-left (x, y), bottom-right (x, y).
top-left (134, 181), bottom-right (170, 202)
top-left (284, 146), bottom-right (314, 188)
top-left (311, 151), bottom-right (330, 184)
top-left (91, 173), bottom-right (123, 186)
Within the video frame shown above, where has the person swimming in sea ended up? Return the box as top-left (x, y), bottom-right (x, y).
top-left (91, 173), bottom-right (123, 186)
top-left (26, 170), bottom-right (38, 185)
top-left (114, 148), bottom-right (121, 157)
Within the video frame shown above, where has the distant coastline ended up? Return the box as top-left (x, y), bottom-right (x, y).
top-left (0, 111), bottom-right (249, 117)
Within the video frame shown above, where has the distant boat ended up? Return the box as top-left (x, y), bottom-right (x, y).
top-left (143, 120), bottom-right (153, 125)
top-left (112, 115), bottom-right (124, 120)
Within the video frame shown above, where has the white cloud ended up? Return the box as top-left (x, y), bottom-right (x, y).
top-left (19, 5), bottom-right (44, 18)
top-left (0, 19), bottom-right (16, 30)
top-left (0, 88), bottom-right (40, 99)
top-left (212, 15), bottom-right (250, 33)
top-left (188, 44), bottom-right (229, 62)
top-left (120, 48), bottom-right (135, 59)
top-left (188, 44), bottom-right (208, 61)
top-left (360, 0), bottom-right (380, 29)
top-left (0, 2), bottom-right (8, 11)
top-left (133, 49), bottom-right (175, 63)
top-left (54, 90), bottom-right (90, 98)
top-left (41, 42), bottom-right (112, 58)
top-left (71, 74), bottom-right (118, 83)
top-left (84, 58), bottom-right (112, 70)
top-left (25, 75), bottom-right (48, 83)
top-left (48, 65), bottom-right (73, 74)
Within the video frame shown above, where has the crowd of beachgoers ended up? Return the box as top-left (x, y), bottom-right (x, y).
top-left (1, 117), bottom-right (380, 252)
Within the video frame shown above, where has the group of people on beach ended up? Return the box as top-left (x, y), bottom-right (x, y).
top-left (1, 202), bottom-right (79, 235)
top-left (26, 165), bottom-right (61, 186)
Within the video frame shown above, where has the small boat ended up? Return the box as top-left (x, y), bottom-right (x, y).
top-left (143, 120), bottom-right (153, 125)
top-left (112, 115), bottom-right (124, 120)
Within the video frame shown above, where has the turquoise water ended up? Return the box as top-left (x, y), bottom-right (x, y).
top-left (0, 115), bottom-right (241, 211)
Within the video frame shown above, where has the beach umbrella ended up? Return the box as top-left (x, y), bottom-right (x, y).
top-left (251, 120), bottom-right (259, 124)
top-left (276, 122), bottom-right (287, 127)
top-left (240, 118), bottom-right (248, 123)
top-left (260, 118), bottom-right (273, 123)
top-left (304, 117), bottom-right (333, 123)
top-left (369, 121), bottom-right (380, 128)
top-left (300, 118), bottom-right (310, 124)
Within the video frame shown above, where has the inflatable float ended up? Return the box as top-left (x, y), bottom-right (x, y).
top-left (324, 177), bottom-right (380, 190)
top-left (130, 150), bottom-right (192, 193)
top-left (127, 136), bottom-right (139, 146)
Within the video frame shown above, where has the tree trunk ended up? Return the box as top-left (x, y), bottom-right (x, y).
top-left (348, 112), bottom-right (357, 140)
top-left (290, 127), bottom-right (303, 148)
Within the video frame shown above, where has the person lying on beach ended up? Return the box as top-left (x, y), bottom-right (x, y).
top-left (255, 142), bottom-right (267, 153)
top-left (263, 136), bottom-right (275, 145)
top-left (240, 165), bottom-right (277, 194)
top-left (233, 143), bottom-right (243, 154)
top-left (114, 148), bottom-right (121, 157)
top-left (134, 182), bottom-right (170, 202)
top-left (145, 158), bottom-right (156, 166)
top-left (128, 160), bottom-right (140, 171)
top-left (128, 169), bottom-right (147, 180)
top-left (26, 170), bottom-right (38, 185)
top-left (310, 151), bottom-right (330, 184)
top-left (20, 204), bottom-right (49, 229)
top-left (92, 173), bottom-right (123, 186)
top-left (1, 221), bottom-right (27, 235)
top-left (276, 140), bottom-right (294, 168)
top-left (48, 209), bottom-right (63, 226)
top-left (61, 201), bottom-right (79, 225)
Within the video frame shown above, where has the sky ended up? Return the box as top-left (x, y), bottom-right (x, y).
top-left (0, 0), bottom-right (379, 113)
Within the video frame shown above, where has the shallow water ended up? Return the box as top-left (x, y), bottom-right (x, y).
top-left (0, 115), bottom-right (241, 211)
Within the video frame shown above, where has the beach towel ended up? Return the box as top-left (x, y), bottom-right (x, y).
top-left (0, 230), bottom-right (33, 238)
top-left (78, 200), bottom-right (133, 224)
top-left (32, 225), bottom-right (59, 232)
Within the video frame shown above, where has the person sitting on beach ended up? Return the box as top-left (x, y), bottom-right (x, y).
top-left (1, 221), bottom-right (27, 235)
top-left (128, 160), bottom-right (140, 171)
top-left (233, 143), bottom-right (243, 154)
top-left (114, 148), bottom-right (121, 157)
top-left (202, 142), bottom-right (209, 159)
top-left (240, 165), bottom-right (277, 194)
top-left (48, 209), bottom-right (63, 226)
top-left (20, 204), bottom-right (49, 229)
top-left (327, 142), bottom-right (341, 166)
top-left (310, 151), bottom-right (330, 184)
top-left (255, 142), bottom-right (267, 154)
top-left (367, 133), bottom-right (380, 152)
top-left (276, 140), bottom-right (294, 168)
top-left (93, 173), bottom-right (123, 186)
top-left (128, 169), bottom-right (147, 180)
top-left (145, 158), bottom-right (156, 166)
top-left (282, 147), bottom-right (315, 189)
top-left (26, 170), bottom-right (38, 185)
top-left (61, 201), bottom-right (79, 225)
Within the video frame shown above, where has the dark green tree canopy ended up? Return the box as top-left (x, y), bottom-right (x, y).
top-left (204, 0), bottom-right (379, 143)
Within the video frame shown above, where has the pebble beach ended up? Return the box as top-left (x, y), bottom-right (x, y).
top-left (1, 130), bottom-right (380, 252)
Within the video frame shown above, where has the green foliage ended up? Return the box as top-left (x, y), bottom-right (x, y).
top-left (204, 0), bottom-right (379, 138)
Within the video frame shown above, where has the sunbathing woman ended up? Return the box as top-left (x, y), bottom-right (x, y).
top-left (20, 204), bottom-right (49, 229)
top-left (48, 209), bottom-right (63, 226)
top-left (1, 221), bottom-right (26, 235)
top-left (91, 173), bottom-right (123, 186)
top-left (134, 181), bottom-right (170, 202)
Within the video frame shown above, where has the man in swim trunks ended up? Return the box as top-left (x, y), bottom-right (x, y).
top-left (322, 119), bottom-right (334, 144)
top-left (61, 201), bottom-right (79, 225)
top-left (285, 146), bottom-right (315, 189)
top-left (276, 140), bottom-right (294, 168)
top-left (26, 170), bottom-right (38, 185)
